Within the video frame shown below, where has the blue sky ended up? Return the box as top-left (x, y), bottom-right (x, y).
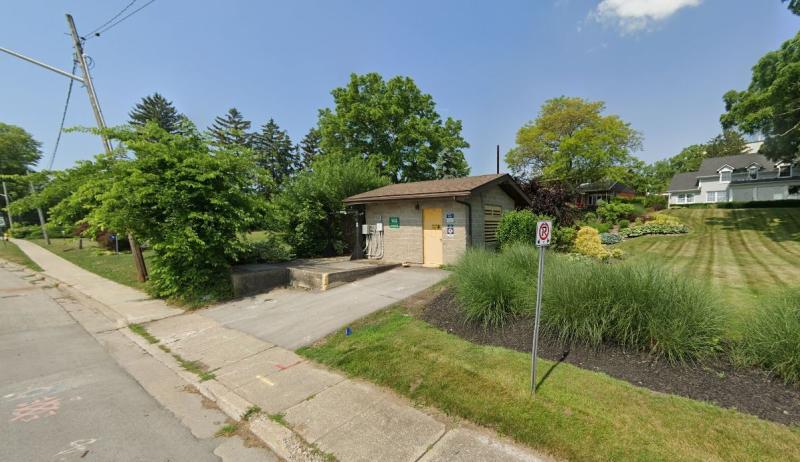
top-left (1, 1), bottom-right (798, 174)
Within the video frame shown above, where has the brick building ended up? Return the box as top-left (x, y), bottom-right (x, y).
top-left (343, 174), bottom-right (530, 266)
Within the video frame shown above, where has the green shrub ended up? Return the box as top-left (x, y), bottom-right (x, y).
top-left (552, 226), bottom-right (577, 252)
top-left (738, 289), bottom-right (800, 384)
top-left (496, 210), bottom-right (548, 248)
top-left (453, 248), bottom-right (529, 327)
top-left (618, 219), bottom-right (630, 229)
top-left (234, 235), bottom-right (294, 264)
top-left (644, 195), bottom-right (667, 210)
top-left (9, 224), bottom-right (41, 239)
top-left (620, 223), bottom-right (689, 238)
top-left (582, 212), bottom-right (598, 223)
top-left (542, 256), bottom-right (724, 362)
top-left (599, 232), bottom-right (622, 245)
top-left (596, 200), bottom-right (637, 224)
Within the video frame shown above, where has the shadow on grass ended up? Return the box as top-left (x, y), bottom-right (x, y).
top-left (703, 208), bottom-right (800, 243)
top-left (536, 349), bottom-right (570, 392)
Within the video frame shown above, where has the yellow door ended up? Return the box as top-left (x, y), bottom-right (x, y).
top-left (423, 208), bottom-right (443, 266)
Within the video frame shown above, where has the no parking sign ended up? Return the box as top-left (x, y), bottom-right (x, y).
top-left (535, 221), bottom-right (551, 247)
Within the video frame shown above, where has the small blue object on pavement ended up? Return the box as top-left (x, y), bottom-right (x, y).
top-left (345, 326), bottom-right (352, 336)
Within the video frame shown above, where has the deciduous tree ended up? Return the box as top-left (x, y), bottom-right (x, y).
top-left (721, 31), bottom-right (800, 162)
top-left (317, 73), bottom-right (470, 183)
top-left (506, 96), bottom-right (642, 187)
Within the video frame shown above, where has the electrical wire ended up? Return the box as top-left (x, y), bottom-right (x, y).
top-left (87, 0), bottom-right (157, 40)
top-left (47, 60), bottom-right (77, 171)
top-left (84, 0), bottom-right (138, 38)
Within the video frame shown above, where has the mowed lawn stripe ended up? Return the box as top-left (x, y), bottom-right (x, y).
top-left (747, 210), bottom-right (800, 283)
top-left (729, 209), bottom-right (785, 286)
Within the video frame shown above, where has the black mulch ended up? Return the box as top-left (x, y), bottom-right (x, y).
top-left (420, 288), bottom-right (800, 427)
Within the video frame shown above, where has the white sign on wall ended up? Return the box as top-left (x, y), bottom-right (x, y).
top-left (446, 224), bottom-right (455, 238)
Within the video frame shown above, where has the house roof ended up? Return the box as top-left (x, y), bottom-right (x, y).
top-left (667, 172), bottom-right (700, 191)
top-left (578, 180), bottom-right (635, 194)
top-left (343, 173), bottom-right (531, 206)
top-left (696, 153), bottom-right (776, 176)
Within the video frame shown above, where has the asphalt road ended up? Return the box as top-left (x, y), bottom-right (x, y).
top-left (0, 265), bottom-right (221, 462)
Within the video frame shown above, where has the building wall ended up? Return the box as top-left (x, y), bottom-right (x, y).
top-left (467, 184), bottom-right (517, 248)
top-left (361, 184), bottom-right (518, 265)
top-left (364, 198), bottom-right (467, 265)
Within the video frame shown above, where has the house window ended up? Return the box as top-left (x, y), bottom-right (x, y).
top-left (676, 193), bottom-right (694, 204)
top-left (719, 171), bottom-right (732, 182)
top-left (778, 164), bottom-right (792, 178)
top-left (707, 191), bottom-right (728, 203)
top-left (483, 205), bottom-right (502, 246)
top-left (685, 193), bottom-right (694, 204)
top-left (749, 167), bottom-right (758, 180)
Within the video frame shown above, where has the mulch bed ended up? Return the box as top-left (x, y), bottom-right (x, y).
top-left (420, 288), bottom-right (800, 427)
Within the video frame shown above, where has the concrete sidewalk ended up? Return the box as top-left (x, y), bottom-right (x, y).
top-left (11, 238), bottom-right (180, 325)
top-left (10, 241), bottom-right (550, 461)
top-left (136, 312), bottom-right (548, 462)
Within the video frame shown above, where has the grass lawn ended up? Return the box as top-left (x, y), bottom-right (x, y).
top-left (300, 303), bottom-right (800, 462)
top-left (29, 238), bottom-right (153, 291)
top-left (0, 240), bottom-right (43, 271)
top-left (619, 208), bottom-right (800, 335)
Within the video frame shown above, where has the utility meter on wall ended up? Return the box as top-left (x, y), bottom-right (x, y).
top-left (376, 222), bottom-right (383, 232)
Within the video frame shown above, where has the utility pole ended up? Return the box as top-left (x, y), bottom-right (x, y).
top-left (65, 14), bottom-right (148, 282)
top-left (29, 181), bottom-right (50, 245)
top-left (496, 145), bottom-right (500, 174)
top-left (1, 180), bottom-right (12, 228)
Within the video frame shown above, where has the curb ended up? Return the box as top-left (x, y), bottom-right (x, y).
top-left (120, 326), bottom-right (321, 462)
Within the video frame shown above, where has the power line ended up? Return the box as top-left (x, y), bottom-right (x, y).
top-left (47, 60), bottom-right (78, 170)
top-left (87, 0), bottom-right (157, 40)
top-left (85, 0), bottom-right (138, 38)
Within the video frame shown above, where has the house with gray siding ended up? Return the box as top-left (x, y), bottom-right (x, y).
top-left (666, 149), bottom-right (800, 206)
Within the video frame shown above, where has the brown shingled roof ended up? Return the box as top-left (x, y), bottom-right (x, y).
top-left (343, 173), bottom-right (531, 206)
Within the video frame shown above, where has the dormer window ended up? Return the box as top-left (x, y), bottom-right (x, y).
top-left (719, 170), bottom-right (732, 182)
top-left (778, 163), bottom-right (792, 178)
top-left (748, 166), bottom-right (758, 180)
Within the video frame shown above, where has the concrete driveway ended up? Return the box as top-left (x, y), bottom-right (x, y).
top-left (202, 266), bottom-right (448, 349)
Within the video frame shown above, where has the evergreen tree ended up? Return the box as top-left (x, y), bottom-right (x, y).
top-left (209, 108), bottom-right (252, 147)
top-left (129, 93), bottom-right (182, 134)
top-left (297, 127), bottom-right (321, 170)
top-left (252, 118), bottom-right (299, 189)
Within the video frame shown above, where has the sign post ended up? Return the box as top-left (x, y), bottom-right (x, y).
top-left (531, 220), bottom-right (551, 397)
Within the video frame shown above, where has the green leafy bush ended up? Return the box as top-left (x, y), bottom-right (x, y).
top-left (644, 194), bottom-right (667, 210)
top-left (234, 235), bottom-right (294, 264)
top-left (552, 226), bottom-right (577, 252)
top-left (738, 289), bottom-right (800, 384)
top-left (496, 210), bottom-right (548, 248)
top-left (620, 223), bottom-right (689, 238)
top-left (8, 224), bottom-right (41, 239)
top-left (574, 226), bottom-right (611, 260)
top-left (618, 219), bottom-right (630, 229)
top-left (453, 246), bottom-right (724, 362)
top-left (599, 232), bottom-right (622, 245)
top-left (596, 200), bottom-right (637, 224)
top-left (271, 154), bottom-right (389, 258)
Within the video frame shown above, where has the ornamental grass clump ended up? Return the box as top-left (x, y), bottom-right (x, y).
top-left (453, 245), bottom-right (724, 362)
top-left (453, 248), bottom-right (529, 327)
top-left (738, 289), bottom-right (800, 384)
top-left (542, 256), bottom-right (725, 363)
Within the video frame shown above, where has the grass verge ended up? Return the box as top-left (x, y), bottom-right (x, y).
top-left (30, 238), bottom-right (151, 290)
top-left (299, 306), bottom-right (800, 462)
top-left (0, 240), bottom-right (43, 271)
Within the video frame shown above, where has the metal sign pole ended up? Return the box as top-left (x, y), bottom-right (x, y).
top-left (531, 220), bottom-right (551, 397)
top-left (531, 243), bottom-right (545, 396)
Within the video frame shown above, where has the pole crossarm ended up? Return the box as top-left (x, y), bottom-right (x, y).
top-left (0, 46), bottom-right (84, 83)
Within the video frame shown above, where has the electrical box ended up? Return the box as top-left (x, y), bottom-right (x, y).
top-left (362, 224), bottom-right (370, 234)
top-left (376, 222), bottom-right (384, 232)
